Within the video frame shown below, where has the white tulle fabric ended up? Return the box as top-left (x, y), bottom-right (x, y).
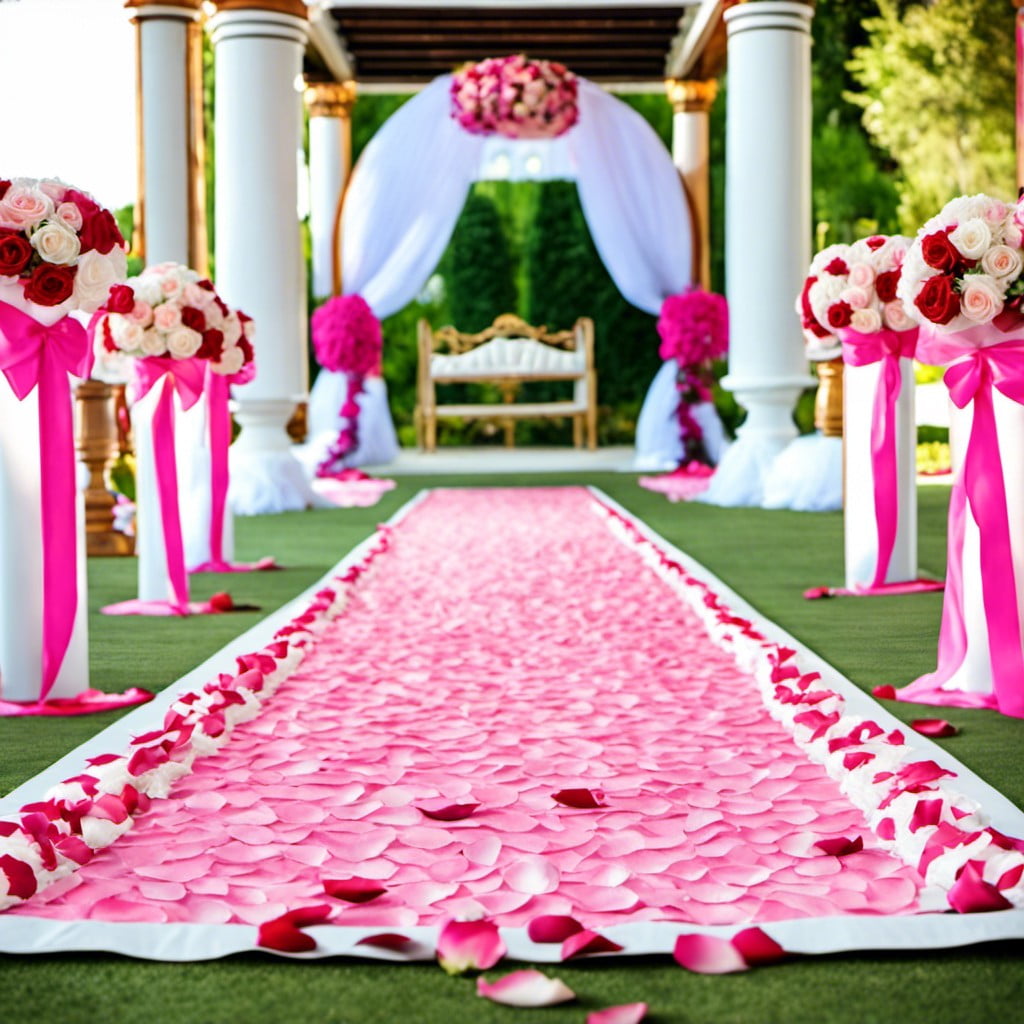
top-left (761, 434), bottom-right (843, 512)
top-left (633, 359), bottom-right (730, 472)
top-left (319, 74), bottom-right (693, 466)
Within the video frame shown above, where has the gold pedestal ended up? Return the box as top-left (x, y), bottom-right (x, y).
top-left (287, 400), bottom-right (308, 444)
top-left (75, 380), bottom-right (134, 556)
top-left (814, 357), bottom-right (844, 438)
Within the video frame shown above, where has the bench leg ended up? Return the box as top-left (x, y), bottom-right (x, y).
top-left (425, 412), bottom-right (437, 453)
top-left (586, 405), bottom-right (597, 451)
top-left (573, 414), bottom-right (583, 449)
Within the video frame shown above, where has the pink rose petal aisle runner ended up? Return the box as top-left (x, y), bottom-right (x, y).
top-left (2, 487), bottom-right (1024, 963)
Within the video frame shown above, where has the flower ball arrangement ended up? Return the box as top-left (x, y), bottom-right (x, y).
top-left (0, 176), bottom-right (127, 311)
top-left (451, 54), bottom-right (579, 140)
top-left (897, 194), bottom-right (1024, 333)
top-left (802, 235), bottom-right (917, 344)
top-left (97, 262), bottom-right (254, 377)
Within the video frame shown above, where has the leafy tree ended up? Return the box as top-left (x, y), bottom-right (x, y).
top-left (847, 0), bottom-right (1016, 230)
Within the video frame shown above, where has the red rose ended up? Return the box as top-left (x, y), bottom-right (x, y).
top-left (101, 318), bottom-right (118, 353)
top-left (24, 263), bottom-right (75, 306)
top-left (865, 236), bottom-right (886, 251)
top-left (824, 257), bottom-right (850, 276)
top-left (920, 228), bottom-right (961, 273)
top-left (197, 279), bottom-right (216, 292)
top-left (197, 328), bottom-right (224, 361)
top-left (80, 208), bottom-right (124, 255)
top-left (826, 301), bottom-right (853, 329)
top-left (0, 230), bottom-right (33, 276)
top-left (238, 336), bottom-right (254, 365)
top-left (0, 180), bottom-right (10, 200)
top-left (181, 305), bottom-right (206, 331)
top-left (875, 269), bottom-right (900, 303)
top-left (914, 273), bottom-right (960, 325)
top-left (105, 284), bottom-right (135, 314)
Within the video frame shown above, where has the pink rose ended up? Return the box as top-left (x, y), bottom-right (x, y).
top-left (153, 303), bottom-right (182, 331)
top-left (959, 274), bottom-right (1003, 324)
top-left (0, 185), bottom-right (54, 230)
top-left (883, 301), bottom-right (917, 332)
top-left (847, 262), bottom-right (875, 289)
top-left (981, 245), bottom-right (1022, 281)
top-left (849, 307), bottom-right (882, 333)
top-left (839, 286), bottom-right (870, 310)
top-left (54, 202), bottom-right (84, 232)
top-left (127, 300), bottom-right (154, 327)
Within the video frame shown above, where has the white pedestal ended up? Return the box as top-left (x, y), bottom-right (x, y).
top-left (843, 359), bottom-right (917, 589)
top-left (0, 382), bottom-right (89, 702)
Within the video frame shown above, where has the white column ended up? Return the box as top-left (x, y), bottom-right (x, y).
top-left (127, 0), bottom-right (203, 267)
top-left (305, 80), bottom-right (356, 300)
top-left (208, 1), bottom-right (315, 513)
top-left (701, 1), bottom-right (816, 507)
top-left (666, 78), bottom-right (716, 292)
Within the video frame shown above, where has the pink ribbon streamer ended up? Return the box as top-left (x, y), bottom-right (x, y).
top-left (839, 327), bottom-right (918, 588)
top-left (904, 324), bottom-right (1024, 718)
top-left (206, 368), bottom-right (231, 568)
top-left (134, 357), bottom-right (206, 612)
top-left (0, 300), bottom-right (93, 701)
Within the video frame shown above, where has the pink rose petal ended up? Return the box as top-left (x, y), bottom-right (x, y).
top-left (323, 877), bottom-right (387, 903)
top-left (553, 788), bottom-right (606, 809)
top-left (504, 856), bottom-right (560, 894)
top-left (465, 836), bottom-right (502, 866)
top-left (476, 969), bottom-right (576, 1007)
top-left (587, 1004), bottom-right (648, 1024)
top-left (528, 914), bottom-right (584, 943)
top-left (948, 862), bottom-right (1013, 913)
top-left (561, 929), bottom-right (624, 960)
top-left (911, 718), bottom-right (959, 738)
top-left (437, 919), bottom-right (506, 974)
top-left (673, 933), bottom-right (747, 974)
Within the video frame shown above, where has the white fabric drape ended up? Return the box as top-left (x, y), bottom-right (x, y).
top-left (569, 79), bottom-right (692, 315)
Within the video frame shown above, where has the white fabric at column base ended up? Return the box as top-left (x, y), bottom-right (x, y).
top-left (229, 448), bottom-right (318, 516)
top-left (176, 398), bottom-right (235, 570)
top-left (843, 359), bottom-right (917, 589)
top-left (696, 433), bottom-right (785, 507)
top-left (937, 393), bottom-right (1024, 697)
top-left (0, 383), bottom-right (89, 701)
top-left (761, 433), bottom-right (843, 512)
top-left (304, 371), bottom-right (400, 470)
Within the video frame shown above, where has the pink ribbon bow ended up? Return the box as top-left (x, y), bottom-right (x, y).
top-left (0, 300), bottom-right (94, 700)
top-left (134, 356), bottom-right (207, 611)
top-left (914, 325), bottom-right (1024, 718)
top-left (839, 326), bottom-right (918, 588)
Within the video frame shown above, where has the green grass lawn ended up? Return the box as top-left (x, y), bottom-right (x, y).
top-left (1, 474), bottom-right (1021, 1024)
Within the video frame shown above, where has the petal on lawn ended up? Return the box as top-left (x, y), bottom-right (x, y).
top-left (911, 719), bottom-right (959, 738)
top-left (561, 929), bottom-right (625, 960)
top-left (437, 918), bottom-right (506, 974)
top-left (586, 1004), bottom-right (648, 1024)
top-left (527, 914), bottom-right (584, 943)
top-left (948, 862), bottom-right (1013, 914)
top-left (476, 970), bottom-right (576, 1007)
top-left (323, 877), bottom-right (388, 903)
top-left (673, 933), bottom-right (747, 974)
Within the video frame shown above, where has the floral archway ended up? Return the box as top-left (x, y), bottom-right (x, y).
top-left (307, 62), bottom-right (696, 466)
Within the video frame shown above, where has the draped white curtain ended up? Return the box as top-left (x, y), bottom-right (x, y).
top-left (308, 72), bottom-right (697, 467)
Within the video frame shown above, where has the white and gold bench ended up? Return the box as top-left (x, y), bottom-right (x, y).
top-left (416, 313), bottom-right (597, 452)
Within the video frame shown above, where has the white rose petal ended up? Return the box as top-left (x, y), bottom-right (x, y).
top-left (949, 218), bottom-right (992, 261)
top-left (139, 329), bottom-right (168, 356)
top-left (72, 249), bottom-right (120, 313)
top-left (166, 326), bottom-right (202, 359)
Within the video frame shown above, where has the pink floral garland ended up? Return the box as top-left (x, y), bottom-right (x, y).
top-left (311, 294), bottom-right (383, 476)
top-left (656, 290), bottom-right (729, 465)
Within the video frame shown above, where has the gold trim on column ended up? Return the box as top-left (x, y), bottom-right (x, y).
top-left (323, 82), bottom-right (358, 298)
top-left (665, 78), bottom-right (719, 115)
top-left (208, 0), bottom-right (308, 18)
top-left (304, 80), bottom-right (357, 120)
top-left (187, 16), bottom-right (209, 275)
top-left (125, 0), bottom-right (203, 11)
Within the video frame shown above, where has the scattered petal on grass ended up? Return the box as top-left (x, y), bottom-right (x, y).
top-left (476, 970), bottom-right (576, 1007)
top-left (437, 919), bottom-right (506, 974)
top-left (553, 788), bottom-right (606, 809)
top-left (586, 1004), bottom-right (648, 1024)
top-left (673, 933), bottom-right (747, 974)
top-left (813, 836), bottom-right (864, 857)
top-left (323, 877), bottom-right (388, 903)
top-left (872, 685), bottom-right (897, 700)
top-left (948, 862), bottom-right (1013, 914)
top-left (911, 719), bottom-right (959, 738)
top-left (528, 914), bottom-right (584, 943)
top-left (561, 929), bottom-right (624, 960)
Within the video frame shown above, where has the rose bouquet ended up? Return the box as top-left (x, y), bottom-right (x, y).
top-left (95, 262), bottom-right (254, 377)
top-left (897, 194), bottom-right (1024, 334)
top-left (0, 176), bottom-right (127, 312)
top-left (656, 288), bottom-right (729, 466)
top-left (311, 293), bottom-right (383, 475)
top-left (451, 54), bottom-right (578, 140)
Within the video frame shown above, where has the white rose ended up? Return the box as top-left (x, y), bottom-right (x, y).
top-left (140, 328), bottom-right (168, 356)
top-left (849, 307), bottom-right (883, 333)
top-left (152, 303), bottom-right (182, 331)
top-left (221, 312), bottom-right (242, 346)
top-left (72, 249), bottom-right (119, 313)
top-left (182, 281), bottom-right (211, 308)
top-left (949, 218), bottom-right (992, 260)
top-left (115, 320), bottom-right (144, 353)
top-left (981, 244), bottom-right (1023, 282)
top-left (959, 273), bottom-right (1004, 324)
top-left (166, 326), bottom-right (202, 359)
top-left (213, 345), bottom-right (244, 376)
top-left (133, 277), bottom-right (162, 307)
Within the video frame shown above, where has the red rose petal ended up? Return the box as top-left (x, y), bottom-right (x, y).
top-left (561, 929), bottom-right (624, 960)
top-left (813, 836), bottom-right (864, 857)
top-left (553, 788), bottom-right (606, 809)
top-left (911, 718), bottom-right (959, 738)
top-left (415, 799), bottom-right (480, 821)
top-left (528, 914), bottom-right (584, 943)
top-left (872, 685), bottom-right (897, 699)
top-left (324, 877), bottom-right (387, 904)
top-left (732, 926), bottom-right (786, 966)
top-left (356, 933), bottom-right (416, 952)
top-left (948, 862), bottom-right (1013, 913)
top-left (0, 854), bottom-right (38, 901)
